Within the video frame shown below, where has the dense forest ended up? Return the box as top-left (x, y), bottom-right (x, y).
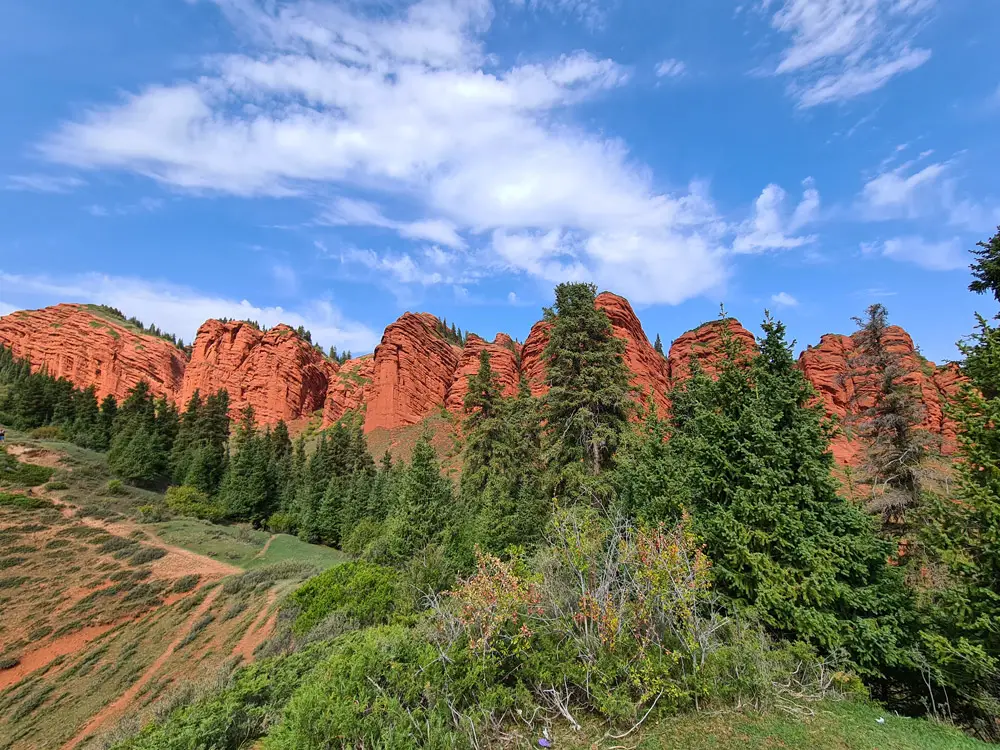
top-left (1, 228), bottom-right (999, 747)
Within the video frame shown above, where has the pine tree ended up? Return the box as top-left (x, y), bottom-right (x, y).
top-left (653, 333), bottom-right (664, 355)
top-left (389, 434), bottom-right (454, 559)
top-left (460, 349), bottom-right (504, 505)
top-left (915, 231), bottom-right (1000, 735)
top-left (541, 282), bottom-right (632, 494)
top-left (99, 394), bottom-right (118, 449)
top-left (623, 314), bottom-right (913, 673)
top-left (846, 304), bottom-right (927, 531)
top-left (71, 386), bottom-right (103, 450)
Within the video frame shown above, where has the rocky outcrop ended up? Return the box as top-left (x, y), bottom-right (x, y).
top-left (180, 321), bottom-right (333, 425)
top-left (322, 356), bottom-right (376, 427)
top-left (797, 327), bottom-right (963, 464)
top-left (363, 313), bottom-right (463, 433)
top-left (0, 304), bottom-right (185, 403)
top-left (445, 333), bottom-right (521, 415)
top-left (0, 299), bottom-right (963, 470)
top-left (667, 319), bottom-right (757, 382)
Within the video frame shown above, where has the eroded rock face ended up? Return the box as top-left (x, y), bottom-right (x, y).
top-left (322, 356), bottom-right (376, 427)
top-left (797, 327), bottom-right (962, 464)
top-left (519, 320), bottom-right (552, 398)
top-left (445, 333), bottom-right (522, 415)
top-left (363, 313), bottom-right (463, 433)
top-left (667, 319), bottom-right (757, 383)
top-left (180, 321), bottom-right (333, 424)
top-left (0, 304), bottom-right (186, 403)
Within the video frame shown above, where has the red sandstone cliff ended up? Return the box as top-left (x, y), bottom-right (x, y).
top-left (798, 327), bottom-right (962, 464)
top-left (362, 313), bottom-right (463, 433)
top-left (0, 299), bottom-right (963, 469)
top-left (179, 321), bottom-right (333, 425)
top-left (444, 333), bottom-right (521, 415)
top-left (0, 304), bottom-right (185, 403)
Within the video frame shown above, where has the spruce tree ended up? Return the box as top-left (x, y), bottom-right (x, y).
top-left (625, 314), bottom-right (913, 672)
top-left (460, 349), bottom-right (504, 506)
top-left (847, 304), bottom-right (927, 531)
top-left (653, 333), bottom-right (664, 355)
top-left (916, 231), bottom-right (1000, 735)
top-left (389, 434), bottom-right (454, 559)
top-left (541, 282), bottom-right (632, 494)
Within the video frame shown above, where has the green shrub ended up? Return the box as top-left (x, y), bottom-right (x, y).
top-left (0, 458), bottom-right (54, 488)
top-left (29, 426), bottom-right (63, 440)
top-left (266, 512), bottom-right (296, 535)
top-left (0, 556), bottom-right (27, 570)
top-left (165, 485), bottom-right (225, 522)
top-left (0, 492), bottom-right (52, 510)
top-left (100, 536), bottom-right (138, 554)
top-left (172, 574), bottom-right (201, 594)
top-left (137, 504), bottom-right (168, 523)
top-left (45, 480), bottom-right (69, 491)
top-left (0, 656), bottom-right (20, 670)
top-left (106, 478), bottom-right (129, 496)
top-left (129, 547), bottom-right (168, 566)
top-left (286, 561), bottom-right (404, 635)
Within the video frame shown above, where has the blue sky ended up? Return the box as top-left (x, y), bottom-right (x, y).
top-left (0, 0), bottom-right (998, 361)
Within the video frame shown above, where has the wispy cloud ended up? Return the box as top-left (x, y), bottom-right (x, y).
top-left (86, 197), bottom-right (164, 217)
top-left (4, 174), bottom-right (85, 193)
top-left (0, 271), bottom-right (378, 352)
top-left (762, 0), bottom-right (935, 108)
top-left (862, 236), bottom-right (966, 271)
top-left (770, 291), bottom-right (798, 307)
top-left (655, 59), bottom-right (687, 78)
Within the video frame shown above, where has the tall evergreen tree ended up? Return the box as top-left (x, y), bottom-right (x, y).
top-left (916, 230), bottom-right (1000, 736)
top-left (388, 434), bottom-right (454, 559)
top-left (460, 349), bottom-right (504, 506)
top-left (846, 304), bottom-right (927, 531)
top-left (541, 282), bottom-right (632, 494)
top-left (621, 314), bottom-right (913, 673)
top-left (653, 333), bottom-right (664, 355)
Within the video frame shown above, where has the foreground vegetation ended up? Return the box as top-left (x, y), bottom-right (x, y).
top-left (1, 229), bottom-right (999, 747)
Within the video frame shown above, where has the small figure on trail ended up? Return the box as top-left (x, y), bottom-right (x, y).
top-left (0, 426), bottom-right (6, 443)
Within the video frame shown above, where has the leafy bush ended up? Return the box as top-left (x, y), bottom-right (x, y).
top-left (106, 478), bottom-right (129, 496)
top-left (266, 512), bottom-right (296, 535)
top-left (172, 574), bottom-right (201, 593)
top-left (0, 451), bottom-right (54, 487)
top-left (29, 426), bottom-right (63, 440)
top-left (45, 480), bottom-right (69, 491)
top-left (0, 656), bottom-right (20, 670)
top-left (129, 547), bottom-right (168, 566)
top-left (0, 492), bottom-right (52, 510)
top-left (165, 485), bottom-right (225, 522)
top-left (137, 504), bottom-right (168, 523)
top-left (286, 561), bottom-right (404, 635)
top-left (100, 536), bottom-right (138, 554)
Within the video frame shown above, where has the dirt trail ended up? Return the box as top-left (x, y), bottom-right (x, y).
top-left (232, 590), bottom-right (278, 661)
top-left (253, 534), bottom-right (276, 560)
top-left (60, 586), bottom-right (224, 750)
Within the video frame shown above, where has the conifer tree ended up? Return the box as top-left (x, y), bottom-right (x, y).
top-left (653, 333), bottom-right (663, 355)
top-left (623, 314), bottom-right (912, 672)
top-left (846, 304), bottom-right (926, 531)
top-left (460, 349), bottom-right (504, 505)
top-left (541, 282), bottom-right (632, 494)
top-left (389, 434), bottom-right (454, 559)
top-left (916, 229), bottom-right (1000, 734)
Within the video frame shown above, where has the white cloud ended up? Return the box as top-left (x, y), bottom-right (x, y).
top-left (507, 290), bottom-right (518, 304)
top-left (322, 198), bottom-right (466, 249)
top-left (0, 271), bottom-right (378, 352)
top-left (733, 178), bottom-right (819, 253)
top-left (864, 236), bottom-right (966, 271)
top-left (38, 0), bottom-right (737, 306)
top-left (770, 291), bottom-right (798, 307)
top-left (859, 159), bottom-right (1000, 231)
top-left (86, 197), bottom-right (164, 218)
top-left (763, 0), bottom-right (934, 108)
top-left (655, 59), bottom-right (687, 78)
top-left (4, 174), bottom-right (85, 193)
top-left (509, 0), bottom-right (608, 26)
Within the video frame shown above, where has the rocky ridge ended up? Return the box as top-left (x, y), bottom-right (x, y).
top-left (0, 297), bottom-right (962, 466)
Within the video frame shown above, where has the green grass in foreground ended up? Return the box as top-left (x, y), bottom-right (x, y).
top-left (150, 518), bottom-right (346, 570)
top-left (555, 700), bottom-right (989, 750)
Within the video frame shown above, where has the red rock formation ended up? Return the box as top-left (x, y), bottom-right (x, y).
top-left (445, 333), bottom-right (521, 415)
top-left (322, 356), bottom-right (376, 427)
top-left (797, 327), bottom-right (962, 465)
top-left (595, 293), bottom-right (671, 414)
top-left (180, 321), bottom-right (333, 424)
top-left (363, 313), bottom-right (462, 433)
top-left (520, 321), bottom-right (552, 397)
top-left (667, 319), bottom-right (757, 383)
top-left (0, 304), bottom-right (185, 403)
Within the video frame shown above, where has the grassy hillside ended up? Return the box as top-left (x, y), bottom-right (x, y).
top-left (0, 434), bottom-right (346, 749)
